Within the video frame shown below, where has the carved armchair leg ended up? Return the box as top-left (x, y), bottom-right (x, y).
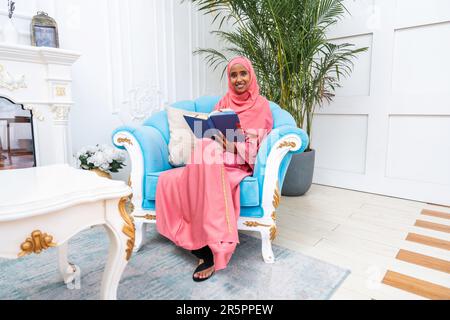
top-left (133, 220), bottom-right (145, 252)
top-left (260, 227), bottom-right (275, 264)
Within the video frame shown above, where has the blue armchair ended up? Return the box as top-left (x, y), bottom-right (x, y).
top-left (112, 96), bottom-right (309, 263)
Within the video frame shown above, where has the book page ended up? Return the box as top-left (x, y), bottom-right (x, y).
top-left (210, 108), bottom-right (235, 116)
top-left (188, 114), bottom-right (208, 120)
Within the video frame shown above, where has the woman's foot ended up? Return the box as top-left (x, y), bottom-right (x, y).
top-left (193, 259), bottom-right (215, 281)
top-left (191, 246), bottom-right (215, 282)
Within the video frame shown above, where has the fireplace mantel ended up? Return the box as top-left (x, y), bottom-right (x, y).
top-left (0, 43), bottom-right (81, 65)
top-left (0, 43), bottom-right (81, 167)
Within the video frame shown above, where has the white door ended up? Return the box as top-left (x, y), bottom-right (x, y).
top-left (312, 0), bottom-right (450, 206)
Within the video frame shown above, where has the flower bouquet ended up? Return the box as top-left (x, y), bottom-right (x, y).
top-left (76, 144), bottom-right (126, 178)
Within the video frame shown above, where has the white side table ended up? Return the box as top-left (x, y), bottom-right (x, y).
top-left (0, 164), bottom-right (134, 300)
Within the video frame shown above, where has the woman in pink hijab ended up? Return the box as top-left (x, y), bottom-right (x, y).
top-left (155, 57), bottom-right (274, 282)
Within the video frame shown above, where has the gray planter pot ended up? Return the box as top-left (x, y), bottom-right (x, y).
top-left (281, 149), bottom-right (315, 197)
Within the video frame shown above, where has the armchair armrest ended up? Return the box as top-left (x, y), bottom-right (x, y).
top-left (253, 125), bottom-right (309, 217)
top-left (112, 125), bottom-right (172, 212)
top-left (113, 125), bottom-right (172, 173)
top-left (253, 125), bottom-right (309, 178)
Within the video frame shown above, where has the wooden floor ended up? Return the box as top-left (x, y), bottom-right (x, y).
top-left (0, 152), bottom-right (35, 170)
top-left (267, 184), bottom-right (450, 300)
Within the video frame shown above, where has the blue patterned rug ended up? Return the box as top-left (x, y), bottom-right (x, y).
top-left (0, 226), bottom-right (349, 300)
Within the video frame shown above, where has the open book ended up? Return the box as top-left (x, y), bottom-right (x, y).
top-left (183, 109), bottom-right (245, 142)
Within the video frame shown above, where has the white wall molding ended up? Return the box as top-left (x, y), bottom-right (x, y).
top-left (314, 0), bottom-right (450, 205)
top-left (105, 0), bottom-right (124, 115)
top-left (161, 0), bottom-right (170, 103)
top-left (169, 0), bottom-right (177, 101)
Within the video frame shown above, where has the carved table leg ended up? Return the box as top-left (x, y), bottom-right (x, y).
top-left (58, 242), bottom-right (80, 288)
top-left (100, 197), bottom-right (135, 300)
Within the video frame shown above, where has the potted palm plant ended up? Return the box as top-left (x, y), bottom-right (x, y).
top-left (190, 0), bottom-right (367, 196)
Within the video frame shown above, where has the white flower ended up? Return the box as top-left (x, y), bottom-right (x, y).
top-left (113, 149), bottom-right (126, 162)
top-left (77, 143), bottom-right (125, 172)
top-left (102, 148), bottom-right (116, 164)
top-left (100, 163), bottom-right (110, 171)
top-left (98, 144), bottom-right (110, 152)
top-left (88, 151), bottom-right (108, 167)
top-left (77, 147), bottom-right (88, 157)
top-left (86, 145), bottom-right (99, 154)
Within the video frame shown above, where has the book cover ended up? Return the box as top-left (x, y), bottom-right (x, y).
top-left (183, 110), bottom-right (244, 142)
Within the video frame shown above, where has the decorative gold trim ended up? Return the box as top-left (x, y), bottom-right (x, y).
top-left (126, 176), bottom-right (134, 204)
top-left (277, 141), bottom-right (297, 150)
top-left (270, 225), bottom-right (278, 241)
top-left (128, 202), bottom-right (135, 213)
top-left (144, 215), bottom-right (156, 221)
top-left (18, 231), bottom-right (57, 258)
top-left (117, 137), bottom-right (133, 146)
top-left (135, 214), bottom-right (156, 221)
top-left (221, 164), bottom-right (232, 233)
top-left (244, 221), bottom-right (277, 241)
top-left (55, 86), bottom-right (66, 97)
top-left (244, 221), bottom-right (272, 228)
top-left (91, 168), bottom-right (112, 179)
top-left (119, 197), bottom-right (136, 261)
top-left (273, 180), bottom-right (280, 209)
top-left (270, 181), bottom-right (279, 240)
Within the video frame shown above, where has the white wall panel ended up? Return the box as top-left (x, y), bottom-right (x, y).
top-left (392, 22), bottom-right (450, 95)
top-left (314, 0), bottom-right (450, 205)
top-left (128, 0), bottom-right (158, 90)
top-left (330, 33), bottom-right (373, 97)
top-left (328, 0), bottom-right (375, 38)
top-left (395, 0), bottom-right (450, 28)
top-left (386, 116), bottom-right (450, 186)
top-left (173, 0), bottom-right (193, 101)
top-left (312, 114), bottom-right (368, 174)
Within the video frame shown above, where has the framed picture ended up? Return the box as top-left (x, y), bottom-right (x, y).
top-left (31, 12), bottom-right (59, 48)
top-left (33, 26), bottom-right (57, 48)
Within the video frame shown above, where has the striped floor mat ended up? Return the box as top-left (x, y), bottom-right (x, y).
top-left (382, 208), bottom-right (450, 300)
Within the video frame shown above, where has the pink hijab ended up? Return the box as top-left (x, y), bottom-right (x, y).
top-left (215, 57), bottom-right (273, 140)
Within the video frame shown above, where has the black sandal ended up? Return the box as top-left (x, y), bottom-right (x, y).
top-left (191, 246), bottom-right (215, 282)
top-left (192, 259), bottom-right (215, 282)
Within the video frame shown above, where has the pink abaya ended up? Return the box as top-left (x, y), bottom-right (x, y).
top-left (155, 57), bottom-right (273, 271)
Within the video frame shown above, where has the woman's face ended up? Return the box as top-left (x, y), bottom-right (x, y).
top-left (230, 64), bottom-right (251, 94)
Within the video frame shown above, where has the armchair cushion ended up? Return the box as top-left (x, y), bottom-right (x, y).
top-left (166, 106), bottom-right (207, 167)
top-left (145, 172), bottom-right (260, 207)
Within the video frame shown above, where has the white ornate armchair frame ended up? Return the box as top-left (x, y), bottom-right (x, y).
top-left (113, 131), bottom-right (304, 264)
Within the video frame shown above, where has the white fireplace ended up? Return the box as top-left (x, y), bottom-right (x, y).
top-left (0, 43), bottom-right (80, 167)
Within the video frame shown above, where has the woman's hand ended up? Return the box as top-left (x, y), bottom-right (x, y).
top-left (213, 132), bottom-right (237, 154)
